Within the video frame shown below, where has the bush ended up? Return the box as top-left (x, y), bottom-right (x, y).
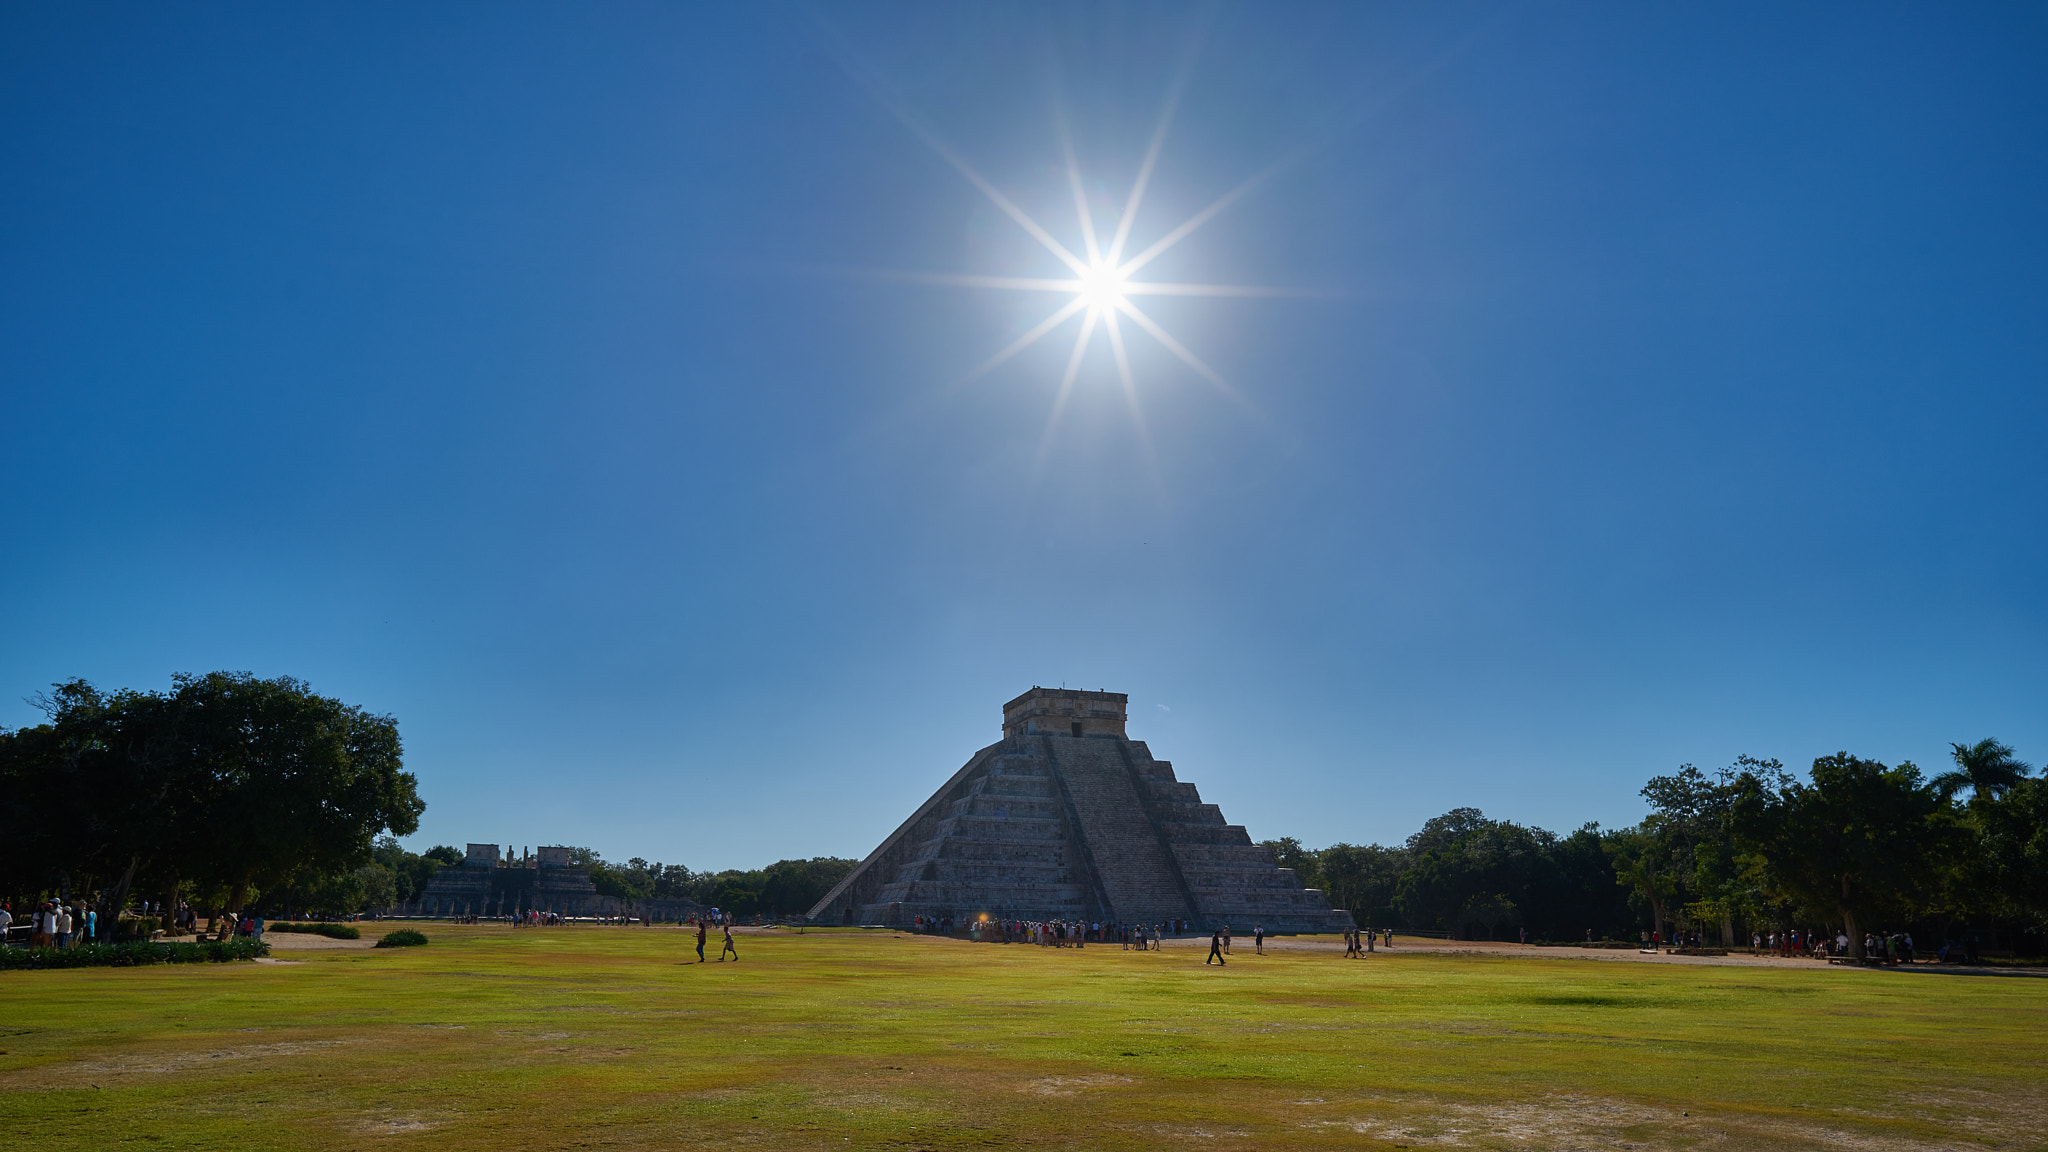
top-left (376, 929), bottom-right (428, 948)
top-left (114, 916), bottom-right (161, 941)
top-left (268, 922), bottom-right (361, 939)
top-left (0, 939), bottom-right (269, 969)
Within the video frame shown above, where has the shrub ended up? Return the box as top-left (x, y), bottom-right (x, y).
top-left (0, 939), bottom-right (268, 970)
top-left (268, 922), bottom-right (361, 939)
top-left (376, 929), bottom-right (428, 948)
top-left (113, 916), bottom-right (161, 941)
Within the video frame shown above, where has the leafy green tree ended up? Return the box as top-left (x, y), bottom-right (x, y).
top-left (1546, 824), bottom-right (1631, 940)
top-left (1731, 753), bottom-right (1961, 958)
top-left (1462, 893), bottom-right (1518, 940)
top-left (370, 836), bottom-right (445, 905)
top-left (354, 863), bottom-right (398, 909)
top-left (1936, 739), bottom-right (2033, 806)
top-left (0, 674), bottom-right (423, 926)
top-left (1258, 837), bottom-right (1325, 891)
top-left (1972, 773), bottom-right (2047, 926)
top-left (168, 673), bottom-right (422, 912)
top-left (565, 848), bottom-right (654, 904)
top-left (760, 858), bottom-right (859, 916)
top-left (1636, 758), bottom-right (1775, 943)
top-left (1394, 810), bottom-right (1547, 937)
top-left (708, 871), bottom-right (764, 915)
top-left (1605, 827), bottom-right (1678, 940)
top-left (1316, 843), bottom-right (1408, 927)
top-left (5, 680), bottom-right (220, 931)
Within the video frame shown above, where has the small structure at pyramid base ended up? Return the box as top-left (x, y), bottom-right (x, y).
top-left (808, 688), bottom-right (1354, 934)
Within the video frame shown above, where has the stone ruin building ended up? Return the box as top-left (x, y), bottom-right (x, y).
top-left (401, 844), bottom-right (700, 920)
top-left (808, 688), bottom-right (1354, 934)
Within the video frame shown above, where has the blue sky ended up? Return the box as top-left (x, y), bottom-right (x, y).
top-left (4, 4), bottom-right (2043, 871)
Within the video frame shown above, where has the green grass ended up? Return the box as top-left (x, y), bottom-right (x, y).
top-left (0, 926), bottom-right (2041, 1150)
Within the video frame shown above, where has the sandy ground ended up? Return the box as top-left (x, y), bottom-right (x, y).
top-left (1137, 932), bottom-right (2045, 975)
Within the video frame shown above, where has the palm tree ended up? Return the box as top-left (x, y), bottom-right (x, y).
top-left (1934, 738), bottom-right (2033, 804)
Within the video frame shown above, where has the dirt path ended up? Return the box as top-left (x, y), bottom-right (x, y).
top-left (1144, 933), bottom-right (1964, 971)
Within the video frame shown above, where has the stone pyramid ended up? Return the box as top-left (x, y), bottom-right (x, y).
top-left (809, 688), bottom-right (1354, 933)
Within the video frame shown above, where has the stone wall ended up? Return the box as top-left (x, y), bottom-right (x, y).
top-left (403, 851), bottom-right (701, 920)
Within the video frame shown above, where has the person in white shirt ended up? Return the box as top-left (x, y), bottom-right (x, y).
top-left (0, 903), bottom-right (12, 948)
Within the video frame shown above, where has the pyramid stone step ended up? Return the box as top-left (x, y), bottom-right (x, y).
top-left (807, 689), bottom-right (1355, 933)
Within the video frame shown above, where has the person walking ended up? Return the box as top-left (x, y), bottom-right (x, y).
top-left (1254, 925), bottom-right (1264, 955)
top-left (1206, 927), bottom-right (1226, 965)
top-left (695, 919), bottom-right (707, 963)
top-left (720, 924), bottom-right (739, 962)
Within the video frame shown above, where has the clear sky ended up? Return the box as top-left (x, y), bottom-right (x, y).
top-left (4, 4), bottom-right (2044, 871)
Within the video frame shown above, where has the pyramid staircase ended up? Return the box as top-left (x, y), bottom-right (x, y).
top-left (811, 719), bottom-right (1353, 933)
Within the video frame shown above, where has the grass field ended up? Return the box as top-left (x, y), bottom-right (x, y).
top-left (2, 925), bottom-right (2042, 1150)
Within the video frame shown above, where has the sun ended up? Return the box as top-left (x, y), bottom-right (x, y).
top-left (867, 84), bottom-right (1285, 449)
top-left (1076, 260), bottom-right (1128, 312)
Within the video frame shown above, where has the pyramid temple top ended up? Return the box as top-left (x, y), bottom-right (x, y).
top-left (1002, 687), bottom-right (1128, 740)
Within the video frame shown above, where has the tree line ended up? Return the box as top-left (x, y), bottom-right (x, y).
top-left (566, 849), bottom-right (858, 919)
top-left (0, 672), bottom-right (859, 925)
top-left (1263, 740), bottom-right (2046, 959)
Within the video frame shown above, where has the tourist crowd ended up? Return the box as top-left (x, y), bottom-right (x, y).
top-left (913, 915), bottom-right (1214, 948)
top-left (0, 900), bottom-right (98, 948)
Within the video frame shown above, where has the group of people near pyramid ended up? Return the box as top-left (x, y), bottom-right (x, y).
top-left (911, 915), bottom-right (1224, 948)
top-left (1342, 926), bottom-right (1395, 956)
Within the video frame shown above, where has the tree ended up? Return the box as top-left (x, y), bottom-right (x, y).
top-left (354, 863), bottom-right (398, 909)
top-left (1317, 843), bottom-right (1407, 927)
top-left (1605, 827), bottom-right (1677, 940)
top-left (1636, 758), bottom-right (1774, 944)
top-left (1462, 893), bottom-right (1518, 940)
top-left (1936, 739), bottom-right (2033, 806)
top-left (6, 680), bottom-right (219, 934)
top-left (1731, 753), bottom-right (1960, 958)
top-left (1545, 824), bottom-right (1631, 941)
top-left (566, 848), bottom-right (653, 904)
top-left (170, 672), bottom-right (423, 912)
top-left (1, 673), bottom-right (423, 926)
top-left (1973, 775), bottom-right (2048, 928)
top-left (1259, 837), bottom-right (1325, 891)
top-left (1393, 810), bottom-right (1548, 937)
top-left (760, 858), bottom-right (859, 916)
top-left (370, 836), bottom-right (445, 906)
